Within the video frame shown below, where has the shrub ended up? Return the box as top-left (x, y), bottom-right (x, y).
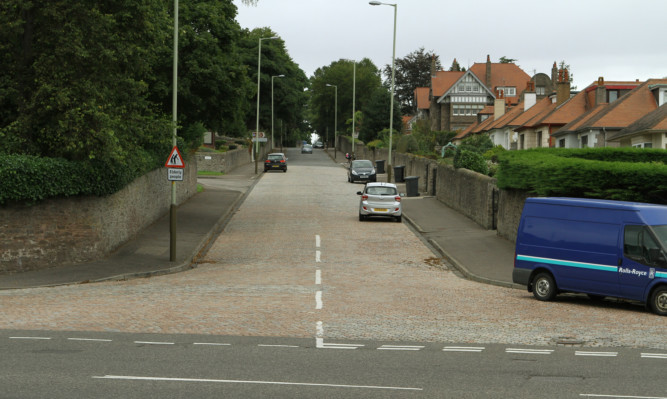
top-left (454, 149), bottom-right (488, 175)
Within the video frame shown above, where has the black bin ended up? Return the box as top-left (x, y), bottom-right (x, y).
top-left (393, 165), bottom-right (405, 183)
top-left (376, 160), bottom-right (385, 174)
top-left (405, 176), bottom-right (419, 197)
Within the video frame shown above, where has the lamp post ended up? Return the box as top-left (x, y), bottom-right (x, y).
top-left (272, 74), bottom-right (285, 150)
top-left (170, 0), bottom-right (179, 261)
top-left (325, 83), bottom-right (337, 159)
top-left (255, 36), bottom-right (279, 174)
top-left (369, 1), bottom-right (397, 182)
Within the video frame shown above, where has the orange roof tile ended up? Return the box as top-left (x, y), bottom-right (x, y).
top-left (469, 62), bottom-right (531, 98)
top-left (611, 103), bottom-right (667, 140)
top-left (432, 70), bottom-right (465, 97)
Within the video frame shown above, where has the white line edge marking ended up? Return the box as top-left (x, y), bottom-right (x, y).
top-left (506, 348), bottom-right (553, 354)
top-left (575, 351), bottom-right (618, 357)
top-left (315, 270), bottom-right (321, 285)
top-left (10, 337), bottom-right (51, 340)
top-left (315, 235), bottom-right (320, 248)
top-left (641, 353), bottom-right (667, 358)
top-left (315, 291), bottom-right (323, 309)
top-left (134, 341), bottom-right (174, 345)
top-left (68, 338), bottom-right (112, 342)
top-left (580, 394), bottom-right (667, 398)
top-left (92, 375), bottom-right (422, 391)
top-left (258, 344), bottom-right (299, 348)
top-left (193, 343), bottom-right (231, 346)
top-left (378, 345), bottom-right (424, 351)
top-left (316, 321), bottom-right (324, 337)
top-left (316, 250), bottom-right (321, 262)
top-left (443, 346), bottom-right (485, 352)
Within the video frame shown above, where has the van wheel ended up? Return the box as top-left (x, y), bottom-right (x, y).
top-left (532, 273), bottom-right (557, 301)
top-left (649, 287), bottom-right (667, 316)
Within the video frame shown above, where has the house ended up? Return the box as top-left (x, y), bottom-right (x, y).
top-left (608, 102), bottom-right (667, 148)
top-left (552, 78), bottom-right (660, 148)
top-left (418, 55), bottom-right (549, 133)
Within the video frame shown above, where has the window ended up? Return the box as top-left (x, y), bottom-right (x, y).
top-left (558, 139), bottom-right (566, 148)
top-left (458, 84), bottom-right (465, 92)
top-left (633, 142), bottom-right (653, 149)
top-left (536, 86), bottom-right (545, 95)
top-left (498, 87), bottom-right (516, 96)
top-left (537, 132), bottom-right (543, 148)
top-left (624, 225), bottom-right (667, 267)
top-left (581, 135), bottom-right (588, 148)
top-left (608, 90), bottom-right (618, 103)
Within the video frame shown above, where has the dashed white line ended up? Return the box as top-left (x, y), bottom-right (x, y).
top-left (443, 346), bottom-right (485, 353)
top-left (68, 338), bottom-right (112, 342)
top-left (92, 375), bottom-right (422, 391)
top-left (193, 343), bottom-right (231, 346)
top-left (316, 321), bottom-right (324, 338)
top-left (316, 250), bottom-right (321, 262)
top-left (575, 351), bottom-right (618, 357)
top-left (378, 345), bottom-right (424, 351)
top-left (315, 291), bottom-right (323, 309)
top-left (10, 337), bottom-right (51, 340)
top-left (258, 344), bottom-right (299, 348)
top-left (315, 269), bottom-right (321, 285)
top-left (641, 353), bottom-right (667, 359)
top-left (315, 235), bottom-right (321, 248)
top-left (506, 348), bottom-right (554, 355)
top-left (580, 394), bottom-right (667, 398)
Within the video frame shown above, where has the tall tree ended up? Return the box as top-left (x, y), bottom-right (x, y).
top-left (309, 58), bottom-right (381, 143)
top-left (359, 87), bottom-right (402, 143)
top-left (382, 47), bottom-right (441, 115)
top-left (237, 27), bottom-right (309, 139)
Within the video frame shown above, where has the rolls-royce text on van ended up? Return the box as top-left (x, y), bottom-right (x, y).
top-left (512, 197), bottom-right (667, 316)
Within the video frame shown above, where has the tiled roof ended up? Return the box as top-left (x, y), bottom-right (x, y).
top-left (512, 97), bottom-right (555, 129)
top-left (432, 71), bottom-right (465, 97)
top-left (469, 62), bottom-right (531, 95)
top-left (554, 104), bottom-right (608, 135)
top-left (414, 87), bottom-right (430, 110)
top-left (609, 103), bottom-right (667, 140)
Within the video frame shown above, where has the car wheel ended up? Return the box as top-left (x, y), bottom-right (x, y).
top-left (359, 214), bottom-right (365, 221)
top-left (532, 273), bottom-right (557, 301)
top-left (395, 215), bottom-right (402, 223)
top-left (649, 286), bottom-right (667, 316)
top-left (283, 169), bottom-right (287, 173)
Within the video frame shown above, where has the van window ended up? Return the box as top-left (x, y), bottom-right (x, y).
top-left (624, 225), bottom-right (667, 267)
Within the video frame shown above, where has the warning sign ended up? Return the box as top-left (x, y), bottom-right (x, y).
top-left (165, 146), bottom-right (185, 168)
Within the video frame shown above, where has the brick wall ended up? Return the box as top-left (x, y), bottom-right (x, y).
top-left (0, 163), bottom-right (197, 274)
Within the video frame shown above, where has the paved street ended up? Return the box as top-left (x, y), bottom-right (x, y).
top-left (0, 148), bottom-right (665, 350)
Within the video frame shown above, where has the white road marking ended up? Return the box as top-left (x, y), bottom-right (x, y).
top-left (641, 352), bottom-right (667, 359)
top-left (315, 269), bottom-right (321, 285)
top-left (92, 375), bottom-right (422, 391)
top-left (315, 291), bottom-right (323, 309)
top-left (506, 348), bottom-right (554, 355)
top-left (316, 250), bottom-right (321, 262)
top-left (316, 321), bottom-right (324, 338)
top-left (580, 394), bottom-right (667, 398)
top-left (315, 235), bottom-right (320, 248)
top-left (67, 338), bottom-right (112, 342)
top-left (317, 342), bottom-right (364, 350)
top-left (258, 344), bottom-right (299, 348)
top-left (193, 343), bottom-right (231, 346)
top-left (10, 337), bottom-right (51, 340)
top-left (134, 341), bottom-right (174, 345)
top-left (443, 346), bottom-right (485, 352)
top-left (575, 351), bottom-right (618, 357)
top-left (378, 345), bottom-right (424, 351)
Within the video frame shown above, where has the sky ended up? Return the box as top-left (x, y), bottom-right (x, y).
top-left (233, 0), bottom-right (666, 90)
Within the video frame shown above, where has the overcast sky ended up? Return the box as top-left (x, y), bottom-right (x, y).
top-left (234, 0), bottom-right (666, 90)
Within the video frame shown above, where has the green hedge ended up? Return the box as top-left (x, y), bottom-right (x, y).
top-left (496, 148), bottom-right (667, 204)
top-left (0, 152), bottom-right (164, 205)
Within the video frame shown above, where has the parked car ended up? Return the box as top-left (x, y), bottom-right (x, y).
top-left (513, 197), bottom-right (667, 315)
top-left (313, 141), bottom-right (324, 149)
top-left (264, 153), bottom-right (287, 172)
top-left (348, 159), bottom-right (376, 183)
top-left (357, 182), bottom-right (403, 222)
top-left (301, 144), bottom-right (313, 154)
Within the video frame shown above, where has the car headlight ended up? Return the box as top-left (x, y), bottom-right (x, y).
top-left (352, 170), bottom-right (358, 175)
top-left (371, 169), bottom-right (376, 174)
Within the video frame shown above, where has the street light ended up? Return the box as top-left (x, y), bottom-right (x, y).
top-left (369, 1), bottom-right (397, 182)
top-left (272, 74), bottom-right (285, 150)
top-left (255, 36), bottom-right (279, 174)
top-left (325, 83), bottom-right (337, 159)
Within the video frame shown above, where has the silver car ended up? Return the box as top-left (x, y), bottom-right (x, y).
top-left (357, 182), bottom-right (403, 222)
top-left (301, 144), bottom-right (313, 154)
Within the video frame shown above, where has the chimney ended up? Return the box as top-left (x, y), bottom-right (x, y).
top-left (595, 76), bottom-right (606, 105)
top-left (524, 81), bottom-right (537, 111)
top-left (494, 89), bottom-right (506, 120)
top-left (486, 54), bottom-right (492, 88)
top-left (551, 61), bottom-right (558, 86)
top-left (556, 68), bottom-right (571, 106)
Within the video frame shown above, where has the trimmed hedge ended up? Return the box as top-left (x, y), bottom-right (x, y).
top-left (496, 148), bottom-right (667, 204)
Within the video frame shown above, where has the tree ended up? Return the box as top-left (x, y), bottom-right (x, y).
top-left (383, 47), bottom-right (441, 115)
top-left (309, 58), bottom-right (381, 143)
top-left (449, 58), bottom-right (462, 72)
top-left (499, 56), bottom-right (518, 64)
top-left (237, 27), bottom-right (309, 139)
top-left (359, 87), bottom-right (402, 143)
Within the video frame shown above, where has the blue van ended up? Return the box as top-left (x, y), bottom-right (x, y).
top-left (512, 197), bottom-right (667, 315)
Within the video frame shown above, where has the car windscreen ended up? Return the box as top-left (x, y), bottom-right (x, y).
top-left (352, 160), bottom-right (373, 168)
top-left (650, 225), bottom-right (667, 250)
top-left (366, 187), bottom-right (397, 195)
top-left (268, 155), bottom-right (283, 160)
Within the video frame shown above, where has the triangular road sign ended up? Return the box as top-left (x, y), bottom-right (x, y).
top-left (165, 146), bottom-right (185, 168)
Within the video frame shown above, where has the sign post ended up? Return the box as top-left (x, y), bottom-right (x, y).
top-left (165, 146), bottom-right (185, 261)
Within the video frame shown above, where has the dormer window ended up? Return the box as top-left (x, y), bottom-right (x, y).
top-left (608, 90), bottom-right (619, 103)
top-left (497, 87), bottom-right (516, 96)
top-left (661, 89), bottom-right (667, 106)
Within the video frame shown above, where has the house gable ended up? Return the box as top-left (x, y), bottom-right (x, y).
top-left (437, 70), bottom-right (495, 103)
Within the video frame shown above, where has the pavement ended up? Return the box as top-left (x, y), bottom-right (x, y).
top-left (0, 152), bottom-right (518, 290)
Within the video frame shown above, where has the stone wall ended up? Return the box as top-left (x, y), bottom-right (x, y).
top-left (435, 165), bottom-right (498, 229)
top-left (196, 146), bottom-right (272, 173)
top-left (0, 163), bottom-right (197, 274)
